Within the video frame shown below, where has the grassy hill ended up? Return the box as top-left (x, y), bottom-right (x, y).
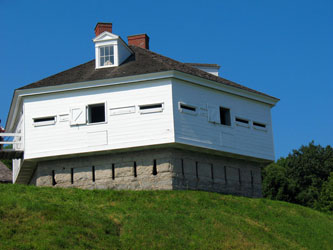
top-left (0, 184), bottom-right (332, 250)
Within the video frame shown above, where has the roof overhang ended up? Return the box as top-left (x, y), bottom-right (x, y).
top-left (6, 70), bottom-right (279, 132)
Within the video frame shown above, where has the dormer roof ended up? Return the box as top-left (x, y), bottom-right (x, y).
top-left (93, 31), bottom-right (119, 42)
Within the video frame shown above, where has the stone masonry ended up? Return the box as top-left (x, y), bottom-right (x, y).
top-left (29, 148), bottom-right (264, 197)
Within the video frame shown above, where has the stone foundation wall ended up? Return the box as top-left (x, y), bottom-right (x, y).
top-left (29, 148), bottom-right (263, 197)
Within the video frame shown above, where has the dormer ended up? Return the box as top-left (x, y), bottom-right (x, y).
top-left (93, 23), bottom-right (132, 69)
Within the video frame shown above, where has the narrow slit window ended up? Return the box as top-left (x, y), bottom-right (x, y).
top-left (139, 103), bottom-right (163, 114)
top-left (133, 161), bottom-right (137, 177)
top-left (253, 122), bottom-right (266, 128)
top-left (88, 103), bottom-right (105, 124)
top-left (181, 159), bottom-right (185, 177)
top-left (250, 170), bottom-right (254, 187)
top-left (179, 102), bottom-right (197, 114)
top-left (238, 168), bottom-right (241, 185)
top-left (235, 117), bottom-right (249, 124)
top-left (195, 161), bottom-right (199, 180)
top-left (220, 107), bottom-right (231, 126)
top-left (211, 164), bottom-right (214, 180)
top-left (52, 170), bottom-right (57, 186)
top-left (112, 164), bottom-right (115, 180)
top-left (33, 116), bottom-right (56, 126)
top-left (224, 166), bottom-right (227, 183)
top-left (71, 168), bottom-right (74, 184)
top-left (92, 166), bottom-right (95, 182)
top-left (152, 159), bottom-right (157, 175)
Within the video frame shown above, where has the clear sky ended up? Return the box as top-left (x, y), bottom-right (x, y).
top-left (0, 0), bottom-right (332, 159)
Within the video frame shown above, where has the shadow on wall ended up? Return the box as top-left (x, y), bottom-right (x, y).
top-left (0, 161), bottom-right (12, 184)
top-left (31, 148), bottom-right (263, 198)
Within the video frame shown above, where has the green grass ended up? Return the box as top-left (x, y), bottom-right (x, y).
top-left (0, 184), bottom-right (332, 250)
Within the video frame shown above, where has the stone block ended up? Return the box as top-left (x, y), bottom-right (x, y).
top-left (198, 162), bottom-right (212, 179)
top-left (95, 165), bottom-right (112, 181)
top-left (54, 168), bottom-right (71, 186)
top-left (226, 166), bottom-right (240, 184)
top-left (115, 162), bottom-right (134, 178)
top-left (74, 166), bottom-right (93, 183)
top-left (183, 158), bottom-right (196, 177)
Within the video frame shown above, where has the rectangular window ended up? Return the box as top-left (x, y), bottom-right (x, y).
top-left (88, 103), bottom-right (106, 124)
top-left (235, 117), bottom-right (250, 128)
top-left (139, 103), bottom-right (163, 114)
top-left (179, 102), bottom-right (197, 115)
top-left (253, 122), bottom-right (266, 128)
top-left (235, 117), bottom-right (249, 124)
top-left (220, 107), bottom-right (231, 126)
top-left (100, 46), bottom-right (114, 66)
top-left (33, 116), bottom-right (56, 126)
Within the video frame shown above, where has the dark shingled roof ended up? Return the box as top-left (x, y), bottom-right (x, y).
top-left (185, 63), bottom-right (220, 68)
top-left (0, 161), bottom-right (12, 183)
top-left (19, 46), bottom-right (278, 100)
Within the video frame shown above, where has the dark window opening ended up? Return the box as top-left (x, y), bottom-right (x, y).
top-left (224, 166), bottom-right (227, 183)
top-left (140, 103), bottom-right (162, 110)
top-left (112, 164), bottom-right (115, 180)
top-left (34, 116), bottom-right (55, 123)
top-left (211, 164), bottom-right (214, 180)
top-left (250, 170), bottom-right (254, 187)
top-left (220, 107), bottom-right (231, 126)
top-left (88, 103), bottom-right (105, 124)
top-left (253, 122), bottom-right (266, 128)
top-left (152, 159), bottom-right (157, 175)
top-left (195, 161), bottom-right (199, 180)
top-left (71, 168), bottom-right (74, 184)
top-left (180, 103), bottom-right (196, 112)
top-left (235, 117), bottom-right (249, 124)
top-left (181, 159), bottom-right (185, 177)
top-left (92, 166), bottom-right (95, 182)
top-left (52, 170), bottom-right (57, 186)
top-left (238, 168), bottom-right (241, 185)
top-left (133, 161), bottom-right (137, 177)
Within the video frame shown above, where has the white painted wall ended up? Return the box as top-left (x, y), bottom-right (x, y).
top-left (23, 79), bottom-right (174, 159)
top-left (172, 79), bottom-right (275, 161)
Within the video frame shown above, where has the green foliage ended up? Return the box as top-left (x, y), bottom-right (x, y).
top-left (263, 141), bottom-right (333, 213)
top-left (316, 172), bottom-right (333, 212)
top-left (0, 184), bottom-right (333, 250)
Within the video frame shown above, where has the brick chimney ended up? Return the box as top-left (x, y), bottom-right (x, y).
top-left (94, 22), bottom-right (112, 36)
top-left (127, 34), bottom-right (150, 49)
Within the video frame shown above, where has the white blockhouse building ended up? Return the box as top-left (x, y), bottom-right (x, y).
top-left (2, 23), bottom-right (279, 197)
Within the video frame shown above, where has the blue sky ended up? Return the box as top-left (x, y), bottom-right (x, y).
top-left (0, 0), bottom-right (332, 159)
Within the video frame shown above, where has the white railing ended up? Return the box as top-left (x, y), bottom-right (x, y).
top-left (0, 133), bottom-right (24, 151)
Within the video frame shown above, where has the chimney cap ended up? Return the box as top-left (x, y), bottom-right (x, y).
top-left (127, 34), bottom-right (150, 50)
top-left (94, 22), bottom-right (112, 36)
top-left (128, 33), bottom-right (150, 39)
top-left (94, 22), bottom-right (112, 30)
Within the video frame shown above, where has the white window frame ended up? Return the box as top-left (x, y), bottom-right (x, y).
top-left (219, 106), bottom-right (232, 127)
top-left (33, 116), bottom-right (57, 127)
top-left (252, 121), bottom-right (267, 131)
top-left (139, 103), bottom-right (164, 114)
top-left (178, 102), bottom-right (198, 116)
top-left (235, 117), bottom-right (250, 128)
top-left (98, 45), bottom-right (115, 67)
top-left (87, 102), bottom-right (108, 125)
top-left (95, 43), bottom-right (118, 69)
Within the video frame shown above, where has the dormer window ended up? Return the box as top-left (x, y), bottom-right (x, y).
top-left (93, 22), bottom-right (132, 69)
top-left (100, 46), bottom-right (114, 66)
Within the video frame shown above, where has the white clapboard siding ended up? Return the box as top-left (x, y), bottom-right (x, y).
top-left (23, 79), bottom-right (174, 159)
top-left (172, 79), bottom-right (275, 161)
